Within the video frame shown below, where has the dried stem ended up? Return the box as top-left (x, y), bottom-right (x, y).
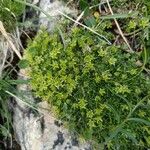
top-left (0, 21), bottom-right (22, 59)
top-left (106, 0), bottom-right (134, 53)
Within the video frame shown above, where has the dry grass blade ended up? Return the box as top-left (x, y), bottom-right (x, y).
top-left (0, 37), bottom-right (9, 77)
top-left (106, 0), bottom-right (134, 53)
top-left (0, 21), bottom-right (22, 59)
top-left (73, 11), bottom-right (85, 27)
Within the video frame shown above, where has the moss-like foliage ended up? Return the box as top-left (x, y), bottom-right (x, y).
top-left (0, 0), bottom-right (24, 31)
top-left (25, 27), bottom-right (150, 149)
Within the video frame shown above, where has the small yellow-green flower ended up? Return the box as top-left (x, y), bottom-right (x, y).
top-left (108, 57), bottom-right (117, 65)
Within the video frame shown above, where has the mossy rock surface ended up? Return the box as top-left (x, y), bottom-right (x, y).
top-left (25, 27), bottom-right (150, 149)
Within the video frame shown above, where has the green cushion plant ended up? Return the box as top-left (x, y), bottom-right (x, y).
top-left (25, 26), bottom-right (150, 149)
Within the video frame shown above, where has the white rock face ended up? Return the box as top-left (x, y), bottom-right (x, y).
top-left (13, 1), bottom-right (92, 150)
top-left (39, 0), bottom-right (77, 30)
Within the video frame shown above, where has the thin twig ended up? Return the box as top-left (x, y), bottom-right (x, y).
top-left (106, 0), bottom-right (134, 53)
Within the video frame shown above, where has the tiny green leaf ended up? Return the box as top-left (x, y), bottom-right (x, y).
top-left (18, 59), bottom-right (29, 69)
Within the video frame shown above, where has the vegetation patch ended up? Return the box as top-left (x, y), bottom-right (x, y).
top-left (0, 0), bottom-right (24, 31)
top-left (25, 26), bottom-right (150, 149)
top-left (0, 0), bottom-right (150, 149)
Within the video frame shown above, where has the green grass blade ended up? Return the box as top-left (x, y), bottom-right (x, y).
top-left (5, 91), bottom-right (39, 112)
top-left (127, 118), bottom-right (150, 126)
top-left (106, 103), bottom-right (120, 123)
top-left (121, 129), bottom-right (138, 144)
top-left (101, 11), bottom-right (139, 19)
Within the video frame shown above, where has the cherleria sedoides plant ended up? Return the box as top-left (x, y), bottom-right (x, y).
top-left (24, 27), bottom-right (150, 149)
